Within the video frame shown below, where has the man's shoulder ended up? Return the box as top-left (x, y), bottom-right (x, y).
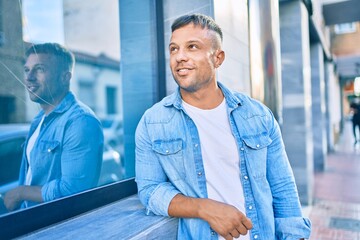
top-left (54, 95), bottom-right (100, 127)
top-left (218, 82), bottom-right (268, 111)
top-left (230, 91), bottom-right (270, 115)
top-left (141, 93), bottom-right (179, 123)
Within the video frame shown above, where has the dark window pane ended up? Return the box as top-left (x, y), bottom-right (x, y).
top-left (106, 86), bottom-right (117, 114)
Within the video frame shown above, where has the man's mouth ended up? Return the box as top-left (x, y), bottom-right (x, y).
top-left (176, 67), bottom-right (193, 75)
top-left (27, 85), bottom-right (38, 93)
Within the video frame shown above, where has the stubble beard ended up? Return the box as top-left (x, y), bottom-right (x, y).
top-left (173, 74), bottom-right (199, 93)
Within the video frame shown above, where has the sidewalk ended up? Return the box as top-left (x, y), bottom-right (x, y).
top-left (308, 120), bottom-right (360, 240)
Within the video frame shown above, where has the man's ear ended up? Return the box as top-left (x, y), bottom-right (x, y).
top-left (214, 49), bottom-right (225, 68)
top-left (62, 71), bottom-right (72, 85)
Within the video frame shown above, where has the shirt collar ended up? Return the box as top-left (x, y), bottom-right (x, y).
top-left (36, 91), bottom-right (75, 118)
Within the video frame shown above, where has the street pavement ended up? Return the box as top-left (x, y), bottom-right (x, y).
top-left (307, 120), bottom-right (360, 239)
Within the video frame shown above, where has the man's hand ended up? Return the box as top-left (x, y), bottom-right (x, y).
top-left (4, 186), bottom-right (43, 211)
top-left (198, 198), bottom-right (252, 239)
top-left (4, 187), bottom-right (24, 211)
top-left (168, 194), bottom-right (252, 239)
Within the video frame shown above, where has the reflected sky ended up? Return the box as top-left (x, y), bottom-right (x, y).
top-left (22, 0), bottom-right (64, 43)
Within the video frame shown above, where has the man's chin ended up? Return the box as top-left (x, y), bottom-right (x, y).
top-left (28, 94), bottom-right (42, 104)
top-left (179, 85), bottom-right (198, 93)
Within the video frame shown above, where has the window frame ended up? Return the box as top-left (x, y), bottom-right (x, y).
top-left (0, 178), bottom-right (137, 239)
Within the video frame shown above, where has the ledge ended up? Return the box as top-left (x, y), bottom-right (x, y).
top-left (19, 195), bottom-right (178, 239)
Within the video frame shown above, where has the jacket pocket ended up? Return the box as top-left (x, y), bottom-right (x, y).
top-left (152, 139), bottom-right (185, 180)
top-left (242, 133), bottom-right (272, 179)
top-left (152, 139), bottom-right (183, 155)
top-left (38, 140), bottom-right (60, 153)
top-left (32, 140), bottom-right (61, 175)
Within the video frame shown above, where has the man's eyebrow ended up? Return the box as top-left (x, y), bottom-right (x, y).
top-left (31, 63), bottom-right (46, 67)
top-left (169, 39), bottom-right (203, 47)
top-left (24, 63), bottom-right (47, 69)
top-left (187, 40), bottom-right (203, 45)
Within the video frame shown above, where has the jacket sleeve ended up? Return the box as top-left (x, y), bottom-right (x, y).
top-left (266, 110), bottom-right (311, 239)
top-left (135, 114), bottom-right (181, 216)
top-left (41, 115), bottom-right (103, 201)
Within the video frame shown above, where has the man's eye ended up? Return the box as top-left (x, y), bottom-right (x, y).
top-left (189, 44), bottom-right (198, 49)
top-left (170, 47), bottom-right (178, 53)
top-left (35, 66), bottom-right (45, 73)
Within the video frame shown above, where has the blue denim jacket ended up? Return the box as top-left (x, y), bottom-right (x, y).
top-left (135, 82), bottom-right (311, 239)
top-left (19, 92), bottom-right (104, 207)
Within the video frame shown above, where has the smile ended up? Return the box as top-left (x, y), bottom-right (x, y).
top-left (176, 67), bottom-right (193, 75)
top-left (27, 85), bottom-right (39, 92)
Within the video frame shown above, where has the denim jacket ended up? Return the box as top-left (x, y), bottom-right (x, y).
top-left (19, 92), bottom-right (104, 207)
top-left (135, 82), bottom-right (311, 239)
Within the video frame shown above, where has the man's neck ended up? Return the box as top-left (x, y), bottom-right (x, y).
top-left (181, 84), bottom-right (224, 110)
top-left (40, 92), bottom-right (68, 115)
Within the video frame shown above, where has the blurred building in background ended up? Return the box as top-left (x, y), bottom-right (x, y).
top-left (0, 1), bottom-right (25, 124)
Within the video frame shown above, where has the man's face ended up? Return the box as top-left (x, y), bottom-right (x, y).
top-left (24, 53), bottom-right (68, 109)
top-left (169, 24), bottom-right (221, 93)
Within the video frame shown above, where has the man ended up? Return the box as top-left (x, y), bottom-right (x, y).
top-left (4, 43), bottom-right (103, 211)
top-left (350, 97), bottom-right (360, 145)
top-left (135, 14), bottom-right (311, 239)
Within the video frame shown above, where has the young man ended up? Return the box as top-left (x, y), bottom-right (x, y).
top-left (135, 14), bottom-right (311, 239)
top-left (4, 43), bottom-right (103, 211)
top-left (350, 97), bottom-right (360, 145)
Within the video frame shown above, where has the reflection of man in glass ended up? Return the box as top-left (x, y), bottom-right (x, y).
top-left (4, 43), bottom-right (103, 211)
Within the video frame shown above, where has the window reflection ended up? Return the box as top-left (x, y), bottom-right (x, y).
top-left (0, 0), bottom-right (124, 216)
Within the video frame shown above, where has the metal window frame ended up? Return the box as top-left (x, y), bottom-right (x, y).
top-left (0, 178), bottom-right (137, 239)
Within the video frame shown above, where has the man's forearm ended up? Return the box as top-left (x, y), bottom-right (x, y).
top-left (168, 193), bottom-right (204, 218)
top-left (4, 185), bottom-right (43, 211)
top-left (20, 186), bottom-right (43, 203)
top-left (168, 194), bottom-right (252, 239)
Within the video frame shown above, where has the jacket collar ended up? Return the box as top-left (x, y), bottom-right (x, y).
top-left (163, 82), bottom-right (243, 110)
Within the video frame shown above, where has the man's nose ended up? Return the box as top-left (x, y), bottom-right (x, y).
top-left (25, 70), bottom-right (35, 81)
top-left (175, 49), bottom-right (188, 62)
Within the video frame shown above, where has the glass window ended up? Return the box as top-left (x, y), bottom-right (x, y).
top-left (0, 1), bottom-right (165, 237)
top-left (0, 0), bottom-right (132, 218)
top-left (0, 136), bottom-right (26, 185)
top-left (106, 87), bottom-right (117, 114)
top-left (334, 22), bottom-right (357, 34)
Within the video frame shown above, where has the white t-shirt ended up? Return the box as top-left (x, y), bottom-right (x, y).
top-left (25, 116), bottom-right (45, 185)
top-left (182, 99), bottom-right (249, 240)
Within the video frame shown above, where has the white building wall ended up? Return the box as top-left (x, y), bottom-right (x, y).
top-left (96, 69), bottom-right (123, 117)
top-left (71, 62), bottom-right (122, 117)
top-left (63, 0), bottom-right (121, 60)
top-left (214, 0), bottom-right (250, 94)
top-left (327, 63), bottom-right (342, 143)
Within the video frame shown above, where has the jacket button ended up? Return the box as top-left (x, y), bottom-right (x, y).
top-left (47, 149), bottom-right (51, 153)
top-left (256, 144), bottom-right (260, 148)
